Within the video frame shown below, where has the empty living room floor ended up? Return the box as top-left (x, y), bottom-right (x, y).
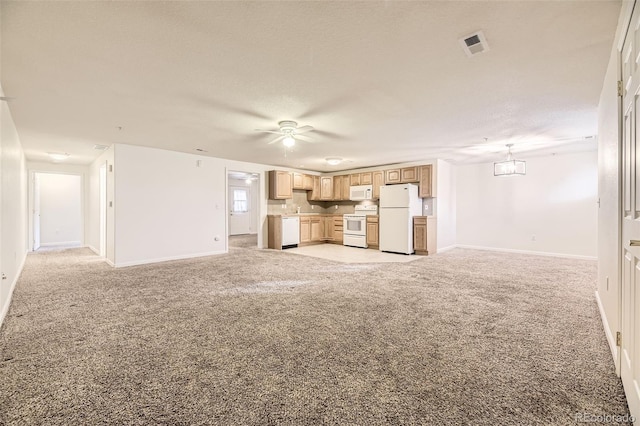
top-left (0, 247), bottom-right (629, 425)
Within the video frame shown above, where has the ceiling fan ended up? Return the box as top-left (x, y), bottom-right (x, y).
top-left (255, 121), bottom-right (315, 147)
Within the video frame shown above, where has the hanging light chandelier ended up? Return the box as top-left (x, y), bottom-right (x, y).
top-left (494, 144), bottom-right (526, 176)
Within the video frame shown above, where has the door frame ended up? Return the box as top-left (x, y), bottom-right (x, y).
top-left (225, 169), bottom-right (263, 250)
top-left (28, 170), bottom-right (85, 252)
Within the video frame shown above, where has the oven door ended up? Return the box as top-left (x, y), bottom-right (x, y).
top-left (343, 216), bottom-right (366, 236)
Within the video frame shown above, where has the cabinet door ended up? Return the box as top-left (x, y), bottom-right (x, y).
top-left (360, 172), bottom-right (373, 185)
top-left (366, 217), bottom-right (379, 247)
top-left (310, 217), bottom-right (323, 241)
top-left (413, 217), bottom-right (428, 254)
top-left (333, 176), bottom-right (343, 201)
top-left (308, 176), bottom-right (321, 201)
top-left (325, 216), bottom-right (334, 240)
top-left (342, 175), bottom-right (351, 200)
top-left (372, 171), bottom-right (384, 199)
top-left (303, 174), bottom-right (314, 190)
top-left (350, 174), bottom-right (361, 186)
top-left (269, 170), bottom-right (293, 199)
top-left (320, 176), bottom-right (333, 200)
top-left (300, 217), bottom-right (311, 243)
top-left (418, 165), bottom-right (433, 198)
top-left (292, 172), bottom-right (304, 189)
top-left (385, 169), bottom-right (401, 184)
top-left (400, 167), bottom-right (420, 183)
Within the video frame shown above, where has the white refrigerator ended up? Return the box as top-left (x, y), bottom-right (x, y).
top-left (379, 184), bottom-right (423, 254)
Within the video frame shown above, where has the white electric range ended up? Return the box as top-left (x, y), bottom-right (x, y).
top-left (343, 205), bottom-right (378, 248)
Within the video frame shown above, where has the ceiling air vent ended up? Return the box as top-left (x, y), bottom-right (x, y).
top-left (459, 31), bottom-right (489, 57)
top-left (93, 144), bottom-right (109, 150)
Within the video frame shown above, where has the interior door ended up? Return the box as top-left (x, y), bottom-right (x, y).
top-left (33, 173), bottom-right (41, 251)
top-left (228, 185), bottom-right (251, 235)
top-left (621, 4), bottom-right (640, 418)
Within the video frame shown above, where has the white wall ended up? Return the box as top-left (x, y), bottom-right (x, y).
top-left (0, 87), bottom-right (28, 326)
top-left (109, 144), bottom-right (272, 267)
top-left (37, 173), bottom-right (82, 245)
top-left (87, 147), bottom-right (115, 264)
top-left (456, 151), bottom-right (598, 258)
top-left (436, 159), bottom-right (456, 251)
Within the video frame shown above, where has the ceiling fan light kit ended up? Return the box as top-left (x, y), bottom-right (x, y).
top-left (494, 144), bottom-right (526, 176)
top-left (256, 120), bottom-right (315, 148)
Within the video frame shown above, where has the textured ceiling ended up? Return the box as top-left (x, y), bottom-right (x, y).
top-left (1, 1), bottom-right (621, 171)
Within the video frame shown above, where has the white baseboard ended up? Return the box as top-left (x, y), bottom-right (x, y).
top-left (595, 290), bottom-right (619, 375)
top-left (0, 250), bottom-right (28, 328)
top-left (40, 240), bottom-right (81, 247)
top-left (454, 244), bottom-right (597, 260)
top-left (87, 245), bottom-right (100, 255)
top-left (115, 250), bottom-right (227, 268)
top-left (436, 245), bottom-right (457, 253)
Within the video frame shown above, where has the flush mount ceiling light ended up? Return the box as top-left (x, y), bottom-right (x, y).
top-left (48, 152), bottom-right (70, 162)
top-left (494, 144), bottom-right (526, 176)
top-left (326, 157), bottom-right (342, 166)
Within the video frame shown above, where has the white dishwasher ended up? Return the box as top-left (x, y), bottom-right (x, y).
top-left (281, 216), bottom-right (300, 248)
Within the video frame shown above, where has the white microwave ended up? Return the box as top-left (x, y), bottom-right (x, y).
top-left (350, 185), bottom-right (373, 201)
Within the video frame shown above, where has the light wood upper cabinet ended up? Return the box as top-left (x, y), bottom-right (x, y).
top-left (372, 171), bottom-right (384, 199)
top-left (400, 166), bottom-right (420, 183)
top-left (360, 172), bottom-right (373, 185)
top-left (418, 165), bottom-right (433, 198)
top-left (385, 169), bottom-right (401, 184)
top-left (307, 176), bottom-right (321, 201)
top-left (320, 176), bottom-right (333, 200)
top-left (333, 175), bottom-right (344, 201)
top-left (303, 174), bottom-right (314, 190)
top-left (350, 174), bottom-right (361, 186)
top-left (341, 175), bottom-right (350, 200)
top-left (268, 170), bottom-right (293, 199)
top-left (292, 172), bottom-right (304, 190)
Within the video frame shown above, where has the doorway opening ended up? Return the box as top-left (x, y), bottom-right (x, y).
top-left (32, 172), bottom-right (82, 251)
top-left (227, 171), bottom-right (259, 249)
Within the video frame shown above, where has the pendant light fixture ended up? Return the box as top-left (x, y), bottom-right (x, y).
top-left (494, 144), bottom-right (526, 176)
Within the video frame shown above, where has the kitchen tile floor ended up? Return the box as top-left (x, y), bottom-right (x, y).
top-left (285, 244), bottom-right (423, 264)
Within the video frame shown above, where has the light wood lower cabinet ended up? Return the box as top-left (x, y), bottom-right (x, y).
top-left (413, 216), bottom-right (437, 255)
top-left (366, 216), bottom-right (379, 248)
top-left (332, 216), bottom-right (343, 244)
top-left (310, 216), bottom-right (323, 241)
top-left (300, 216), bottom-right (311, 243)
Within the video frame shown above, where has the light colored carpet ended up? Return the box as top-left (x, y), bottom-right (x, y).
top-left (229, 234), bottom-right (258, 249)
top-left (286, 244), bottom-right (421, 263)
top-left (0, 247), bottom-right (629, 425)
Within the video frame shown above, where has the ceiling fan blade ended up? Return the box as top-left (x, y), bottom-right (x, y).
top-left (294, 125), bottom-right (314, 134)
top-left (267, 135), bottom-right (286, 145)
top-left (294, 134), bottom-right (315, 143)
top-left (0, 97), bottom-right (14, 102)
top-left (255, 129), bottom-right (282, 135)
